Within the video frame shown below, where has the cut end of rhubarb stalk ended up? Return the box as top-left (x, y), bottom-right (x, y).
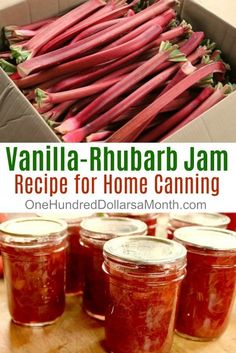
top-left (62, 128), bottom-right (86, 142)
top-left (55, 118), bottom-right (81, 134)
top-left (35, 88), bottom-right (48, 106)
top-left (0, 59), bottom-right (16, 75)
top-left (10, 46), bottom-right (31, 64)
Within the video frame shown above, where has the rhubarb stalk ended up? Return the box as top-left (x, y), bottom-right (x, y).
top-left (138, 86), bottom-right (214, 141)
top-left (15, 25), bottom-right (161, 88)
top-left (59, 41), bottom-right (187, 137)
top-left (17, 0), bottom-right (176, 76)
top-left (107, 61), bottom-right (226, 142)
top-left (12, 0), bottom-right (106, 62)
top-left (36, 76), bottom-right (124, 106)
top-left (160, 83), bottom-right (232, 140)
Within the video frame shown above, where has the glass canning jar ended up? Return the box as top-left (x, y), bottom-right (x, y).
top-left (174, 226), bottom-right (236, 341)
top-left (103, 236), bottom-right (187, 353)
top-left (222, 213), bottom-right (236, 231)
top-left (80, 217), bottom-right (147, 320)
top-left (167, 213), bottom-right (230, 239)
top-left (38, 212), bottom-right (94, 295)
top-left (0, 217), bottom-right (68, 326)
top-left (109, 213), bottom-right (159, 236)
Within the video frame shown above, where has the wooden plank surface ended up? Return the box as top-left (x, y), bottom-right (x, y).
top-left (0, 280), bottom-right (235, 353)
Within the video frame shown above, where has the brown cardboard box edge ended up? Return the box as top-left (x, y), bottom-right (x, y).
top-left (0, 0), bottom-right (236, 142)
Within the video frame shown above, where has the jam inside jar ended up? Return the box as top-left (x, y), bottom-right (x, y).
top-left (80, 217), bottom-right (147, 321)
top-left (174, 226), bottom-right (236, 341)
top-left (38, 212), bottom-right (94, 295)
top-left (103, 236), bottom-right (186, 353)
top-left (0, 217), bottom-right (68, 326)
top-left (167, 213), bottom-right (230, 239)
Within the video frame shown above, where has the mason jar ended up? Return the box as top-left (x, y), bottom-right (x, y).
top-left (38, 212), bottom-right (94, 295)
top-left (174, 226), bottom-right (236, 340)
top-left (167, 213), bottom-right (230, 239)
top-left (103, 236), bottom-right (187, 353)
top-left (109, 213), bottom-right (159, 236)
top-left (80, 217), bottom-right (147, 320)
top-left (0, 217), bottom-right (68, 326)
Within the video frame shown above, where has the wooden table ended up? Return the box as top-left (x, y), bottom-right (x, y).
top-left (0, 280), bottom-right (235, 353)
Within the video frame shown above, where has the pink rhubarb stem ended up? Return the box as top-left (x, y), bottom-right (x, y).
top-left (16, 0), bottom-right (106, 59)
top-left (161, 84), bottom-right (228, 140)
top-left (50, 60), bottom-right (143, 93)
top-left (107, 61), bottom-right (226, 142)
top-left (71, 18), bottom-right (125, 42)
top-left (59, 42), bottom-right (186, 137)
top-left (18, 0), bottom-right (175, 76)
top-left (160, 60), bottom-right (196, 95)
top-left (86, 131), bottom-right (112, 142)
top-left (41, 1), bottom-right (133, 53)
top-left (105, 8), bottom-right (176, 49)
top-left (36, 76), bottom-right (124, 105)
top-left (138, 87), bottom-right (214, 141)
top-left (16, 25), bottom-right (161, 88)
top-left (42, 100), bottom-right (76, 121)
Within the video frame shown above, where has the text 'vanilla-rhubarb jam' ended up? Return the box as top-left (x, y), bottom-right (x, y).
top-left (103, 236), bottom-right (187, 353)
top-left (38, 212), bottom-right (94, 295)
top-left (167, 213), bottom-right (230, 239)
top-left (80, 217), bottom-right (147, 320)
top-left (0, 217), bottom-right (68, 326)
top-left (174, 226), bottom-right (236, 341)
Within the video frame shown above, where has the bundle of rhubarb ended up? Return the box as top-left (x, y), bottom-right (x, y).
top-left (0, 0), bottom-right (234, 142)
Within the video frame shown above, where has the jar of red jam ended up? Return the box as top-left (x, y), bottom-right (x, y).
top-left (103, 236), bottom-right (187, 353)
top-left (80, 217), bottom-right (147, 320)
top-left (174, 226), bottom-right (236, 341)
top-left (109, 213), bottom-right (158, 236)
top-left (222, 213), bottom-right (236, 231)
top-left (167, 213), bottom-right (230, 239)
top-left (0, 217), bottom-right (68, 326)
top-left (38, 212), bottom-right (94, 295)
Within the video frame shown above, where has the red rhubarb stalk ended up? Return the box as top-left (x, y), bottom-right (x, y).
top-left (70, 18), bottom-right (125, 42)
top-left (106, 61), bottom-right (226, 142)
top-left (17, 0), bottom-right (176, 76)
top-left (13, 29), bottom-right (37, 39)
top-left (4, 18), bottom-right (57, 34)
top-left (40, 1), bottom-right (136, 53)
top-left (86, 131), bottom-right (112, 142)
top-left (42, 100), bottom-right (76, 121)
top-left (160, 60), bottom-right (196, 95)
top-left (50, 60), bottom-right (143, 93)
top-left (106, 8), bottom-right (176, 49)
top-left (161, 83), bottom-right (231, 140)
top-left (138, 87), bottom-right (214, 141)
top-left (59, 41), bottom-right (186, 136)
top-left (36, 76), bottom-right (124, 106)
top-left (12, 0), bottom-right (106, 61)
top-left (15, 25), bottom-right (161, 88)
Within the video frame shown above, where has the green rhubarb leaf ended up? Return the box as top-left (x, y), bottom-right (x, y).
top-left (169, 49), bottom-right (187, 62)
top-left (35, 88), bottom-right (48, 106)
top-left (10, 46), bottom-right (31, 64)
top-left (0, 59), bottom-right (16, 75)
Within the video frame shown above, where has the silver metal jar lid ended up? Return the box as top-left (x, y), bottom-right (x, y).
top-left (80, 217), bottom-right (147, 237)
top-left (0, 217), bottom-right (67, 244)
top-left (103, 236), bottom-right (186, 265)
top-left (174, 226), bottom-right (236, 251)
top-left (37, 212), bottom-right (94, 224)
top-left (170, 213), bottom-right (230, 227)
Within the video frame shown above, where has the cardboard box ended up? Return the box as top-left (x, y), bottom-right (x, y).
top-left (0, 0), bottom-right (236, 142)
